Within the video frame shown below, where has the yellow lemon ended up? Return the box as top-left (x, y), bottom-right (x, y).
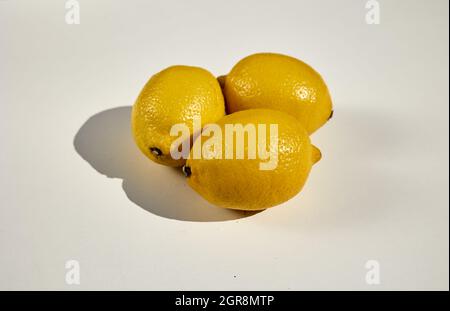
top-left (184, 109), bottom-right (321, 210)
top-left (132, 65), bottom-right (225, 167)
top-left (223, 53), bottom-right (333, 134)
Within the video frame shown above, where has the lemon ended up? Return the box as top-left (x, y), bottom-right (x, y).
top-left (184, 109), bottom-right (321, 210)
top-left (132, 65), bottom-right (225, 167)
top-left (223, 53), bottom-right (333, 134)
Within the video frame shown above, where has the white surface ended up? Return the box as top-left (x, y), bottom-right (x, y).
top-left (0, 0), bottom-right (448, 290)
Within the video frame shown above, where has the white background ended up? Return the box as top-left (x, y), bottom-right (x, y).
top-left (0, 0), bottom-right (448, 290)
